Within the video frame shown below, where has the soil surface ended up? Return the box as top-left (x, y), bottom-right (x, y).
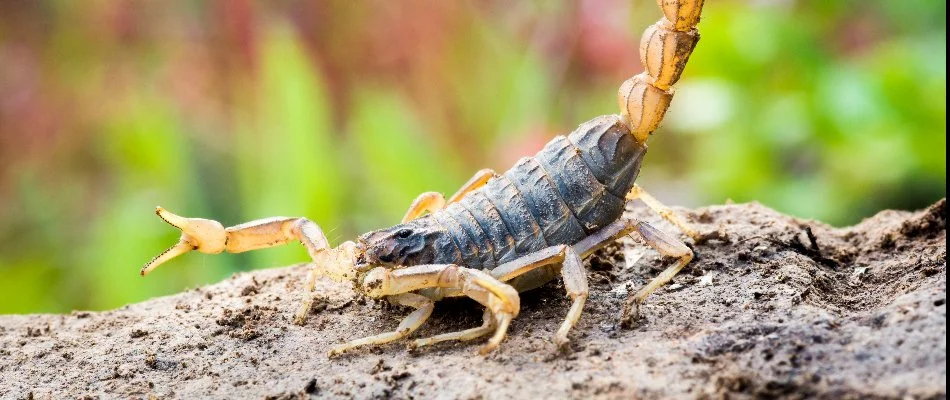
top-left (1, 200), bottom-right (946, 399)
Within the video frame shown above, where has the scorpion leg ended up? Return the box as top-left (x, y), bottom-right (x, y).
top-left (357, 264), bottom-right (520, 355)
top-left (402, 192), bottom-right (447, 223)
top-left (407, 246), bottom-right (555, 349)
top-left (294, 240), bottom-right (357, 325)
top-left (620, 219), bottom-right (694, 328)
top-left (533, 218), bottom-right (692, 329)
top-left (402, 169), bottom-right (498, 223)
top-left (485, 220), bottom-right (639, 346)
top-left (627, 184), bottom-right (702, 242)
top-left (412, 308), bottom-right (495, 348)
top-left (573, 218), bottom-right (639, 257)
top-left (328, 293), bottom-right (434, 357)
top-left (553, 246), bottom-right (588, 347)
top-left (491, 245), bottom-right (569, 282)
top-left (446, 168), bottom-right (497, 204)
top-left (487, 245), bottom-right (588, 347)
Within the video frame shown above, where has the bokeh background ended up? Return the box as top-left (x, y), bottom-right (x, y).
top-left (0, 0), bottom-right (945, 314)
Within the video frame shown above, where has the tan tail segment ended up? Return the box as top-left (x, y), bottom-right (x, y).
top-left (619, 0), bottom-right (704, 143)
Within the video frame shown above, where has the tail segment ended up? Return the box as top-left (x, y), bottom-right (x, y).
top-left (619, 0), bottom-right (704, 143)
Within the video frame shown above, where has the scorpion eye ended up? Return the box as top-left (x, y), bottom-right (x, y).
top-left (378, 253), bottom-right (395, 263)
top-left (396, 229), bottom-right (412, 239)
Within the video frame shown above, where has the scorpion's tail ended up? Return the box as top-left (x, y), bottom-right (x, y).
top-left (618, 0), bottom-right (704, 144)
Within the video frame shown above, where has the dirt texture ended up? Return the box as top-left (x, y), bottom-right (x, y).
top-left (1, 200), bottom-right (946, 399)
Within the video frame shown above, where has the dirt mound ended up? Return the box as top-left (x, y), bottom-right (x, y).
top-left (1, 200), bottom-right (945, 399)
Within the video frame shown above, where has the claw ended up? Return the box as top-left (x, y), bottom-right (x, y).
top-left (479, 314), bottom-right (512, 355)
top-left (141, 207), bottom-right (227, 276)
top-left (141, 239), bottom-right (195, 276)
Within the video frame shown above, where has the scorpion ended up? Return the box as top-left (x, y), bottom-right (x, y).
top-left (142, 0), bottom-right (708, 356)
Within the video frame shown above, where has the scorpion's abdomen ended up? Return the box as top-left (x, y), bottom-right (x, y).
top-left (433, 114), bottom-right (646, 270)
top-left (481, 175), bottom-right (548, 259)
top-left (432, 211), bottom-right (478, 265)
top-left (459, 192), bottom-right (517, 265)
top-left (506, 157), bottom-right (587, 245)
top-left (570, 115), bottom-right (646, 197)
top-left (536, 115), bottom-right (646, 233)
top-left (437, 202), bottom-right (496, 268)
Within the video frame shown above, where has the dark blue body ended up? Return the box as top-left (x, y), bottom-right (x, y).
top-left (413, 114), bottom-right (646, 270)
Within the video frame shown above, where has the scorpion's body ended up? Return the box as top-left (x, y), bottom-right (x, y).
top-left (143, 0), bottom-right (708, 356)
top-left (396, 116), bottom-right (644, 290)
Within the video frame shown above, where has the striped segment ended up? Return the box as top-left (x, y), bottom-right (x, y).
top-left (427, 114), bottom-right (646, 270)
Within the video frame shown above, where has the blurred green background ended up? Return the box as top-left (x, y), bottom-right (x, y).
top-left (0, 0), bottom-right (945, 314)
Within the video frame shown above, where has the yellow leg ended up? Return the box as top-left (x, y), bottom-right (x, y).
top-left (488, 244), bottom-right (589, 347)
top-left (620, 219), bottom-right (694, 328)
top-left (502, 218), bottom-right (691, 330)
top-left (293, 240), bottom-right (358, 324)
top-left (402, 169), bottom-right (498, 223)
top-left (412, 309), bottom-right (495, 348)
top-left (553, 247), bottom-right (587, 347)
top-left (328, 293), bottom-right (434, 357)
top-left (491, 245), bottom-right (569, 282)
top-left (402, 192), bottom-right (447, 223)
top-left (359, 264), bottom-right (520, 355)
top-left (447, 168), bottom-right (497, 204)
top-left (627, 184), bottom-right (702, 241)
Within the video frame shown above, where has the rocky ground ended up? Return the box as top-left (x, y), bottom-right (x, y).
top-left (0, 200), bottom-right (945, 399)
